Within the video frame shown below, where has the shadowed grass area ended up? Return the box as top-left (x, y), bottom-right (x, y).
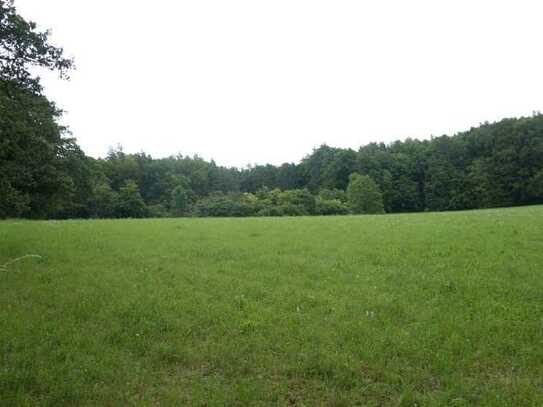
top-left (1, 206), bottom-right (543, 405)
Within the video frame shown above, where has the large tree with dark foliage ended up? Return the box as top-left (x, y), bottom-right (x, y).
top-left (0, 0), bottom-right (73, 91)
top-left (0, 0), bottom-right (85, 219)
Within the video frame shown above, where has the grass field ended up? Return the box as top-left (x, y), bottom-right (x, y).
top-left (1, 207), bottom-right (543, 406)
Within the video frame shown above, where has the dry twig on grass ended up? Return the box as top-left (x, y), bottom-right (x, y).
top-left (0, 255), bottom-right (43, 271)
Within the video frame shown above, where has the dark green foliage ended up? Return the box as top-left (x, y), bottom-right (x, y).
top-left (255, 207), bottom-right (283, 216)
top-left (297, 145), bottom-right (358, 191)
top-left (171, 184), bottom-right (189, 216)
top-left (315, 188), bottom-right (349, 215)
top-left (115, 181), bottom-right (147, 218)
top-left (4, 113), bottom-right (543, 219)
top-left (347, 173), bottom-right (385, 214)
top-left (0, 1), bottom-right (81, 219)
top-left (0, 0), bottom-right (73, 93)
top-left (528, 168), bottom-right (543, 199)
top-left (88, 182), bottom-right (117, 218)
top-left (2, 3), bottom-right (543, 218)
top-left (190, 188), bottom-right (348, 217)
top-left (424, 136), bottom-right (468, 211)
top-left (0, 78), bottom-right (78, 218)
top-left (318, 188), bottom-right (347, 202)
top-left (147, 203), bottom-right (170, 218)
top-left (315, 197), bottom-right (349, 215)
top-left (0, 176), bottom-right (29, 217)
top-left (276, 189), bottom-right (316, 215)
top-left (194, 193), bottom-right (255, 217)
top-left (51, 139), bottom-right (94, 218)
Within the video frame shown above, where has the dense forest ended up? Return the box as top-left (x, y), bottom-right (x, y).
top-left (1, 1), bottom-right (543, 219)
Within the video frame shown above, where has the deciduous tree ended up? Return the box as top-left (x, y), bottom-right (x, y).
top-left (347, 173), bottom-right (385, 214)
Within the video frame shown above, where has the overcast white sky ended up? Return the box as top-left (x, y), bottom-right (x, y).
top-left (16, 0), bottom-right (543, 168)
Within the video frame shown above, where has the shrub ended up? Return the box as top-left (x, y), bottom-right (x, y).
top-left (147, 204), bottom-right (170, 218)
top-left (315, 198), bottom-right (349, 215)
top-left (347, 174), bottom-right (385, 214)
top-left (277, 189), bottom-right (316, 215)
top-left (279, 203), bottom-right (305, 216)
top-left (194, 194), bottom-right (256, 217)
top-left (318, 188), bottom-right (347, 203)
top-left (115, 180), bottom-right (148, 218)
top-left (256, 206), bottom-right (285, 217)
top-left (89, 182), bottom-right (118, 218)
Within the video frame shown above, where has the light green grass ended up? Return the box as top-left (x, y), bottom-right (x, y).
top-left (1, 207), bottom-right (543, 406)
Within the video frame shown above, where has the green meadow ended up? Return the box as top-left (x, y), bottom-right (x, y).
top-left (1, 206), bottom-right (542, 406)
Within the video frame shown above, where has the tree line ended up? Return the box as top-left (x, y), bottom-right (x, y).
top-left (1, 1), bottom-right (543, 219)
